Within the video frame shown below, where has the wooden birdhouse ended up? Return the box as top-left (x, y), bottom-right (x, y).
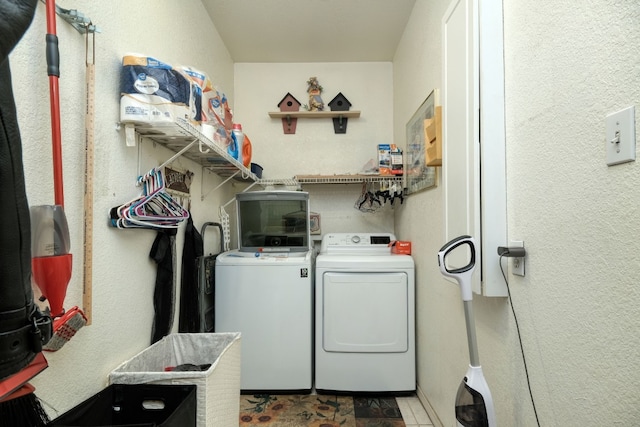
top-left (277, 92), bottom-right (301, 134)
top-left (328, 92), bottom-right (352, 134)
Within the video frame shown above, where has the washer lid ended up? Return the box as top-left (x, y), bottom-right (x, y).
top-left (217, 249), bottom-right (312, 265)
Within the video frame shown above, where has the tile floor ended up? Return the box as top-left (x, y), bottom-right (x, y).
top-left (396, 395), bottom-right (434, 426)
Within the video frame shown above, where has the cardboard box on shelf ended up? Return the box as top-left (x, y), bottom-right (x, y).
top-left (378, 144), bottom-right (392, 175)
top-left (390, 144), bottom-right (403, 175)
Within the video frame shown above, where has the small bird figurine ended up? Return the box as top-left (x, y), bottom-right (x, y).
top-left (306, 76), bottom-right (324, 111)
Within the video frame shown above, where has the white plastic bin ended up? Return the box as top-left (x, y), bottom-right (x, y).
top-left (109, 332), bottom-right (241, 427)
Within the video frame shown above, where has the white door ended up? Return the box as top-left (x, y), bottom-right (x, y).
top-left (322, 271), bottom-right (409, 353)
top-left (442, 0), bottom-right (507, 296)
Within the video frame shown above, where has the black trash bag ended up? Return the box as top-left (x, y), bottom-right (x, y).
top-left (0, 0), bottom-right (53, 381)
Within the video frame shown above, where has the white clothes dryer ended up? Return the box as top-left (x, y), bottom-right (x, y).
top-left (315, 233), bottom-right (415, 392)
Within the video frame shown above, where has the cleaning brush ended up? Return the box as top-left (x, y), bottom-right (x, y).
top-left (0, 384), bottom-right (50, 426)
top-left (43, 306), bottom-right (87, 352)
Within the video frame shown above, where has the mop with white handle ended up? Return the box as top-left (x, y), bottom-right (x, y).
top-left (438, 235), bottom-right (497, 427)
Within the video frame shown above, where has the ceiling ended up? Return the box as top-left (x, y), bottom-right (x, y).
top-left (201, 0), bottom-right (417, 63)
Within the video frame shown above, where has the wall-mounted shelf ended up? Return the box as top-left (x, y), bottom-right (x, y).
top-left (268, 111), bottom-right (361, 119)
top-left (257, 178), bottom-right (300, 187)
top-left (268, 110), bottom-right (361, 134)
top-left (126, 118), bottom-right (258, 181)
top-left (295, 174), bottom-right (403, 185)
top-left (125, 119), bottom-right (403, 194)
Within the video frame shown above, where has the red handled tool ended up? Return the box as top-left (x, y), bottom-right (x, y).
top-left (31, 0), bottom-right (86, 352)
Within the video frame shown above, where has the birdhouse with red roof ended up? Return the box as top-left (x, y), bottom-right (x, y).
top-left (277, 92), bottom-right (301, 134)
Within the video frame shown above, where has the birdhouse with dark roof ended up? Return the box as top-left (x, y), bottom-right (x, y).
top-left (328, 92), bottom-right (352, 134)
top-left (277, 92), bottom-right (301, 134)
top-left (328, 92), bottom-right (351, 111)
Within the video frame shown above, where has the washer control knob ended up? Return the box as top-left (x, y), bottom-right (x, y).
top-left (351, 235), bottom-right (361, 244)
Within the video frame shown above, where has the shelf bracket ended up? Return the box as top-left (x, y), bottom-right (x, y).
top-left (201, 170), bottom-right (239, 201)
top-left (283, 114), bottom-right (297, 134)
top-left (157, 139), bottom-right (197, 170)
top-left (124, 123), bottom-right (138, 147)
top-left (220, 180), bottom-right (259, 209)
top-left (197, 138), bottom-right (211, 154)
top-left (332, 114), bottom-right (348, 134)
top-left (241, 181), bottom-right (260, 193)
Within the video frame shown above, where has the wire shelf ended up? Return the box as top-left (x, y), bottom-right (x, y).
top-left (125, 120), bottom-right (404, 189)
top-left (128, 118), bottom-right (258, 180)
top-left (257, 178), bottom-right (300, 187)
top-left (294, 174), bottom-right (404, 185)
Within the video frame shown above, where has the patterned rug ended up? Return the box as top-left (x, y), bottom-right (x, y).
top-left (239, 394), bottom-right (406, 427)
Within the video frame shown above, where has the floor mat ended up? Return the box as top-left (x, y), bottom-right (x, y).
top-left (353, 396), bottom-right (406, 427)
top-left (239, 394), bottom-right (405, 427)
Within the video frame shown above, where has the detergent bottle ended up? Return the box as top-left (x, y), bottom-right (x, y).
top-left (230, 123), bottom-right (244, 165)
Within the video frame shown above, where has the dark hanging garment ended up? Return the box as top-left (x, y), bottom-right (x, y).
top-left (0, 0), bottom-right (52, 382)
top-left (149, 229), bottom-right (177, 344)
top-left (179, 215), bottom-right (203, 333)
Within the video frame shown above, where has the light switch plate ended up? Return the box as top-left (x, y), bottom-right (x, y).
top-left (606, 106), bottom-right (636, 166)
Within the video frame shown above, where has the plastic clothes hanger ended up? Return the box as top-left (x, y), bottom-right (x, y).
top-left (110, 168), bottom-right (189, 229)
top-left (124, 169), bottom-right (188, 224)
top-left (112, 169), bottom-right (161, 220)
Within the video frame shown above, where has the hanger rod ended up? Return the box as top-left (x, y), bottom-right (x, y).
top-left (39, 0), bottom-right (101, 33)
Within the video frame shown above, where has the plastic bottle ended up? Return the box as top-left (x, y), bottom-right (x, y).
top-left (230, 123), bottom-right (244, 165)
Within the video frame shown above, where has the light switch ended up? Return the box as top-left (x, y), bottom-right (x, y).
top-left (606, 106), bottom-right (636, 166)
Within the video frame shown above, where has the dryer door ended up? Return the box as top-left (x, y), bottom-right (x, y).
top-left (322, 271), bottom-right (408, 353)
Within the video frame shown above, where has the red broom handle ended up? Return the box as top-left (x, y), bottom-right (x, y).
top-left (48, 79), bottom-right (63, 206)
top-left (46, 0), bottom-right (64, 207)
top-left (45, 0), bottom-right (56, 34)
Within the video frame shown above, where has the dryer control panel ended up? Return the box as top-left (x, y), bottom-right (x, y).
top-left (320, 233), bottom-right (396, 255)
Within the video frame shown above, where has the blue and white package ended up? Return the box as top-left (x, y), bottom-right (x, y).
top-left (120, 55), bottom-right (195, 124)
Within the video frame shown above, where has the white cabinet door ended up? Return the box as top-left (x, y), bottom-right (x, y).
top-left (443, 0), bottom-right (507, 296)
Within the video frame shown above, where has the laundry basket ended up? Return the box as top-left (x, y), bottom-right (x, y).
top-left (109, 333), bottom-right (241, 427)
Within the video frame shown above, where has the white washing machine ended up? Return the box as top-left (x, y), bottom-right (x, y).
top-left (215, 190), bottom-right (313, 392)
top-left (215, 250), bottom-right (313, 392)
top-left (315, 233), bottom-right (415, 392)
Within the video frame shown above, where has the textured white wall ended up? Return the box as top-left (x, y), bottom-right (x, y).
top-left (233, 62), bottom-right (396, 236)
top-left (234, 62), bottom-right (393, 177)
top-left (393, 1), bottom-right (459, 426)
top-left (502, 1), bottom-right (640, 425)
top-left (9, 0), bottom-right (234, 416)
top-left (395, 0), bottom-right (640, 425)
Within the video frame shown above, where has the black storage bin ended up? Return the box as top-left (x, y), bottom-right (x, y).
top-left (47, 384), bottom-right (196, 427)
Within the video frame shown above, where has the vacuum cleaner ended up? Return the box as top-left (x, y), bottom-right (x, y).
top-left (438, 235), bottom-right (497, 427)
